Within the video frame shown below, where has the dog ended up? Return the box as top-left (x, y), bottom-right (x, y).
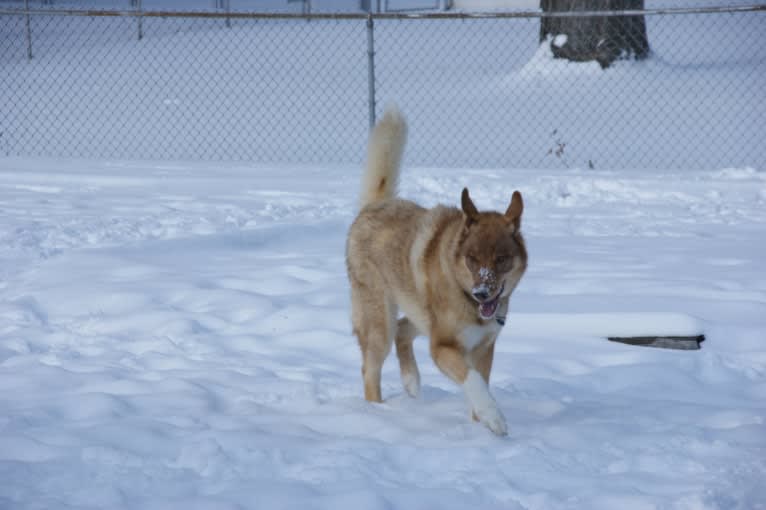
top-left (346, 107), bottom-right (527, 435)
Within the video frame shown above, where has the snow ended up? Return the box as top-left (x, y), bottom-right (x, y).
top-left (2, 6), bottom-right (766, 510)
top-left (1, 157), bottom-right (765, 509)
top-left (510, 312), bottom-right (704, 339)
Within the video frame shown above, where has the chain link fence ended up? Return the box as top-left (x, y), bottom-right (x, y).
top-left (1, 5), bottom-right (765, 170)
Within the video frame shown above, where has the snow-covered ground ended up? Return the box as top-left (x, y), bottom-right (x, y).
top-left (2, 2), bottom-right (766, 508)
top-left (1, 156), bottom-right (765, 509)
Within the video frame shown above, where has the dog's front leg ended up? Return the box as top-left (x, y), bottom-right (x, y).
top-left (430, 339), bottom-right (507, 436)
top-left (471, 340), bottom-right (496, 419)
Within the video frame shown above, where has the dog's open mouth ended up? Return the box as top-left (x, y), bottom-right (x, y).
top-left (477, 285), bottom-right (504, 320)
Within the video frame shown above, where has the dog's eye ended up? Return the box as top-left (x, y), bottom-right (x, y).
top-left (495, 255), bottom-right (510, 266)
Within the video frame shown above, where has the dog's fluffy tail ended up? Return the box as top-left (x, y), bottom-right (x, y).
top-left (359, 106), bottom-right (407, 208)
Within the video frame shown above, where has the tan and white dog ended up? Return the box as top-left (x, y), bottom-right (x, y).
top-left (346, 107), bottom-right (527, 435)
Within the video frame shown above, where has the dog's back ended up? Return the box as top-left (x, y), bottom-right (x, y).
top-left (346, 107), bottom-right (428, 404)
top-left (347, 106), bottom-right (425, 301)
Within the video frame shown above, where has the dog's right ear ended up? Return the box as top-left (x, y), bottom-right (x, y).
top-left (461, 188), bottom-right (479, 225)
top-left (505, 190), bottom-right (523, 230)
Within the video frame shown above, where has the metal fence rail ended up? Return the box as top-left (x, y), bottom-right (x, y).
top-left (2, 5), bottom-right (765, 170)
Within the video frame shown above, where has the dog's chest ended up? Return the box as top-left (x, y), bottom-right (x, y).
top-left (459, 321), bottom-right (500, 352)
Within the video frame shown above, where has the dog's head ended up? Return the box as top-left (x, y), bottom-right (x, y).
top-left (456, 188), bottom-right (528, 321)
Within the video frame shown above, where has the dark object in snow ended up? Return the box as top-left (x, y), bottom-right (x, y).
top-left (539, 0), bottom-right (650, 69)
top-left (608, 335), bottom-right (705, 350)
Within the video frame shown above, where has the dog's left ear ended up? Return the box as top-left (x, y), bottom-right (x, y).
top-left (505, 191), bottom-right (523, 230)
top-left (461, 188), bottom-right (479, 225)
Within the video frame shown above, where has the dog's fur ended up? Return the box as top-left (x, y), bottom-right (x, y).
top-left (346, 107), bottom-right (527, 435)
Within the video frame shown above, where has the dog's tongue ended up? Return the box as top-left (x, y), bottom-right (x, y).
top-left (479, 299), bottom-right (499, 320)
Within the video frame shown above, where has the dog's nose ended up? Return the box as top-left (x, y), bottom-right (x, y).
top-left (472, 289), bottom-right (489, 302)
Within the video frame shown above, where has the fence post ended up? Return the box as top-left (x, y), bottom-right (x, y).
top-left (132, 0), bottom-right (143, 41)
top-left (24, 0), bottom-right (33, 60)
top-left (366, 13), bottom-right (376, 129)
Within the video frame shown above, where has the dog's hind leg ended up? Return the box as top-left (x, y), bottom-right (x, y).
top-left (395, 317), bottom-right (421, 397)
top-left (352, 289), bottom-right (396, 403)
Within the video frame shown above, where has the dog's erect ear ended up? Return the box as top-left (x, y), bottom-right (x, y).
top-left (505, 191), bottom-right (523, 230)
top-left (461, 188), bottom-right (479, 224)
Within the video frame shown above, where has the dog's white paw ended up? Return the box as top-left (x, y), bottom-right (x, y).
top-left (475, 405), bottom-right (508, 436)
top-left (463, 369), bottom-right (507, 436)
top-left (401, 370), bottom-right (420, 398)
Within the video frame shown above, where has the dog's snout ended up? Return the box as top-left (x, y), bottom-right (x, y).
top-left (472, 289), bottom-right (490, 302)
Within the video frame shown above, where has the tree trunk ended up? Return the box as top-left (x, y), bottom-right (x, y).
top-left (540, 0), bottom-right (649, 69)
